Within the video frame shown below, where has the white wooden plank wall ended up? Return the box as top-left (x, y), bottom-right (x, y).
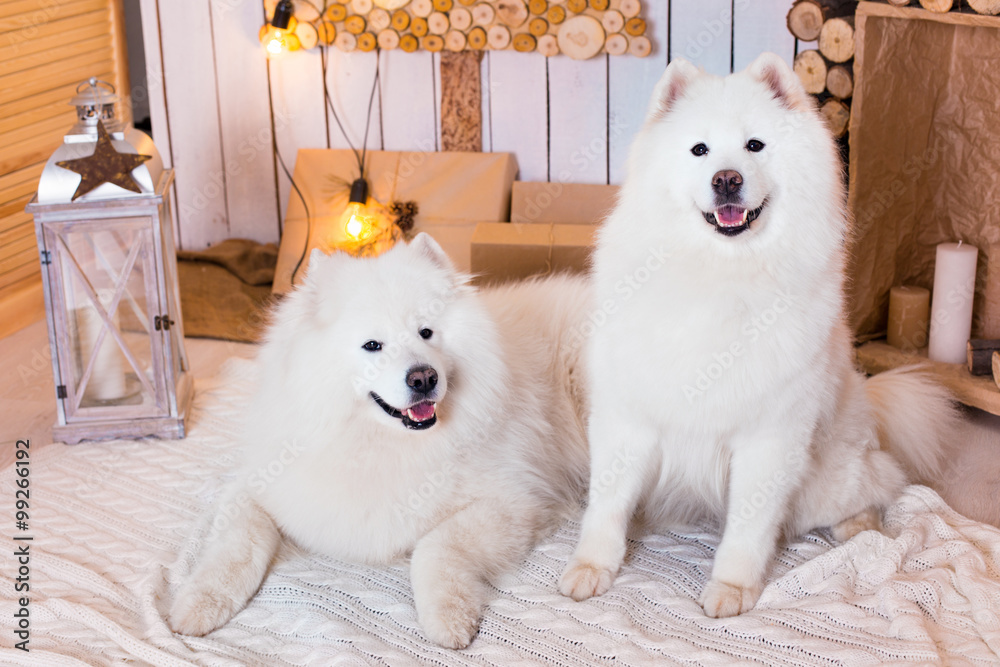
top-left (140, 0), bottom-right (798, 250)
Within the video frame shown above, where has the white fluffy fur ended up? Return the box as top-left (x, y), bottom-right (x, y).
top-left (170, 235), bottom-right (590, 648)
top-left (559, 53), bottom-right (959, 618)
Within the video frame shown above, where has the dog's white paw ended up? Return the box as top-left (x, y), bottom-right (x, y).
top-left (832, 507), bottom-right (882, 542)
top-left (169, 584), bottom-right (241, 636)
top-left (560, 560), bottom-right (616, 601)
top-left (699, 579), bottom-right (761, 618)
top-left (418, 596), bottom-right (481, 649)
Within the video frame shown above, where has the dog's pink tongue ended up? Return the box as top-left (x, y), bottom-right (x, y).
top-left (716, 206), bottom-right (745, 226)
top-left (407, 402), bottom-right (436, 422)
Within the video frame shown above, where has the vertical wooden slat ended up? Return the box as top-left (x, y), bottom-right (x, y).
top-left (108, 0), bottom-right (132, 125)
top-left (733, 0), bottom-right (797, 71)
top-left (432, 51), bottom-right (442, 152)
top-left (488, 50), bottom-right (547, 182)
top-left (157, 0), bottom-right (228, 250)
top-left (137, 0), bottom-right (179, 248)
top-left (480, 53), bottom-right (492, 153)
top-left (325, 50), bottom-right (383, 159)
top-left (138, 0), bottom-right (171, 167)
top-left (268, 48), bottom-right (326, 219)
top-left (608, 1), bottom-right (669, 185)
top-left (548, 56), bottom-right (608, 184)
top-left (209, 0), bottom-right (280, 244)
top-left (379, 50), bottom-right (437, 152)
top-left (670, 0), bottom-right (733, 75)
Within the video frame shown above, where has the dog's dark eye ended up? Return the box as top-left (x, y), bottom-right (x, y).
top-left (746, 139), bottom-right (765, 153)
top-left (419, 328), bottom-right (433, 340)
top-left (362, 340), bottom-right (382, 352)
top-left (690, 143), bottom-right (709, 157)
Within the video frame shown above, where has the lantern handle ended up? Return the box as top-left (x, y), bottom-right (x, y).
top-left (76, 77), bottom-right (116, 95)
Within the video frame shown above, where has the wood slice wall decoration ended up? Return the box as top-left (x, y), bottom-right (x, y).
top-left (266, 0), bottom-right (652, 59)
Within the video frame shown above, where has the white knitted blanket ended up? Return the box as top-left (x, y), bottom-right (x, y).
top-left (2, 357), bottom-right (1000, 666)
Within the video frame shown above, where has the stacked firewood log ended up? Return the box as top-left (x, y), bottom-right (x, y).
top-left (901, 0), bottom-right (1000, 13)
top-left (788, 0), bottom-right (999, 137)
top-left (787, 0), bottom-right (857, 139)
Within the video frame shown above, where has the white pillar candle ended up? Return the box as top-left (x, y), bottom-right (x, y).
top-left (77, 288), bottom-right (127, 401)
top-left (928, 241), bottom-right (979, 364)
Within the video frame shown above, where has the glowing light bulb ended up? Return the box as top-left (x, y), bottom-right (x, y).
top-left (266, 32), bottom-right (285, 55)
top-left (341, 178), bottom-right (373, 241)
top-left (258, 18), bottom-right (300, 57)
top-left (342, 202), bottom-right (372, 240)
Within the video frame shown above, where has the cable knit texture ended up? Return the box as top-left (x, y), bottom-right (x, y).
top-left (2, 357), bottom-right (999, 665)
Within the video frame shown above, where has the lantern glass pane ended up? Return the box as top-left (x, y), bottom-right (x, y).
top-left (59, 226), bottom-right (161, 412)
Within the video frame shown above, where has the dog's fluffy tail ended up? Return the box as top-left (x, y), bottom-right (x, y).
top-left (865, 366), bottom-right (959, 485)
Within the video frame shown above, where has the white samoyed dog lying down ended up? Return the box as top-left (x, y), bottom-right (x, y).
top-left (170, 234), bottom-right (590, 648)
top-left (560, 53), bottom-right (958, 618)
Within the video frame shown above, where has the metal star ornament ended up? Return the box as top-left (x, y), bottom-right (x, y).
top-left (56, 120), bottom-right (152, 201)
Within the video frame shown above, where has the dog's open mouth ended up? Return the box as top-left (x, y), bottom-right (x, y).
top-left (703, 201), bottom-right (766, 237)
top-left (370, 392), bottom-right (437, 430)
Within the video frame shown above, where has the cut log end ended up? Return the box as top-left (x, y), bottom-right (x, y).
top-left (968, 0), bottom-right (1000, 14)
top-left (820, 98), bottom-right (851, 138)
top-left (787, 0), bottom-right (826, 41)
top-left (819, 16), bottom-right (856, 63)
top-left (794, 50), bottom-right (828, 95)
top-left (918, 0), bottom-right (955, 11)
top-left (826, 64), bottom-right (854, 99)
top-left (968, 340), bottom-right (1000, 375)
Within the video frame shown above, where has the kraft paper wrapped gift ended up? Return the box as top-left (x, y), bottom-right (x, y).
top-left (510, 181), bottom-right (619, 224)
top-left (273, 150), bottom-right (517, 293)
top-left (847, 4), bottom-right (1000, 338)
top-left (470, 222), bottom-right (595, 284)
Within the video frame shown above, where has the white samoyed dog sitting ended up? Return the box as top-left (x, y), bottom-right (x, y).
top-left (170, 234), bottom-right (590, 648)
top-left (559, 53), bottom-right (957, 618)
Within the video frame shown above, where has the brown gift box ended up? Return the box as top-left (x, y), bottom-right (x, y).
top-left (470, 222), bottom-right (595, 284)
top-left (510, 181), bottom-right (619, 224)
top-left (273, 150), bottom-right (518, 293)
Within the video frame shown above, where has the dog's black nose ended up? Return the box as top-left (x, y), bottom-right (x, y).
top-left (406, 365), bottom-right (438, 394)
top-left (712, 170), bottom-right (743, 196)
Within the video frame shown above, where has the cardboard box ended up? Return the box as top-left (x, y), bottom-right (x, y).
top-left (470, 222), bottom-right (595, 284)
top-left (510, 181), bottom-right (619, 224)
top-left (274, 150), bottom-right (518, 293)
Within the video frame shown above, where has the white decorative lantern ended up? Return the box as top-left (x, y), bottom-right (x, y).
top-left (25, 79), bottom-right (192, 444)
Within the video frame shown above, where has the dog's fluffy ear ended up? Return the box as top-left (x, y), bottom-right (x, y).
top-left (302, 247), bottom-right (346, 284)
top-left (746, 52), bottom-right (811, 111)
top-left (409, 232), bottom-right (455, 272)
top-left (647, 58), bottom-right (700, 121)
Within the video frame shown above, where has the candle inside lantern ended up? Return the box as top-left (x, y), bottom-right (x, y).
top-left (928, 241), bottom-right (979, 364)
top-left (77, 288), bottom-right (127, 401)
top-left (887, 285), bottom-right (930, 351)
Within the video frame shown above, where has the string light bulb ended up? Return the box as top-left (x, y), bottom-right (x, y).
top-left (342, 178), bottom-right (373, 240)
top-left (259, 1), bottom-right (300, 57)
